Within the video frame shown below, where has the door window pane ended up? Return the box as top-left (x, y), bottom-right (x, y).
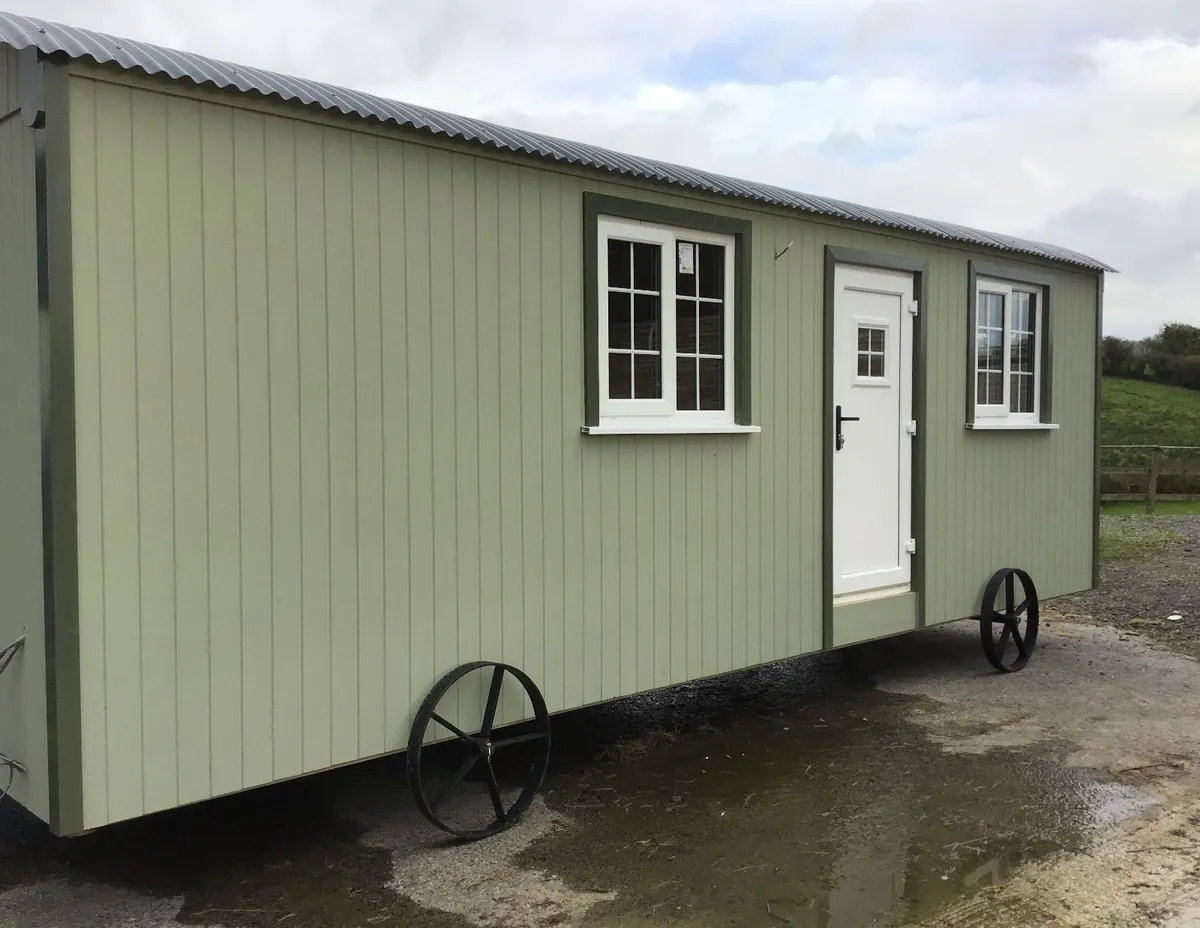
top-left (856, 325), bottom-right (886, 379)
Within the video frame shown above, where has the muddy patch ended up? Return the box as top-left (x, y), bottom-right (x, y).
top-left (523, 689), bottom-right (1149, 927)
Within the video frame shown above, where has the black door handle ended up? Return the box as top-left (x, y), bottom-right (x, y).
top-left (835, 404), bottom-right (860, 451)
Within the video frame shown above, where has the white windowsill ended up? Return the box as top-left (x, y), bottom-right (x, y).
top-left (582, 423), bottom-right (762, 436)
top-left (967, 420), bottom-right (1060, 431)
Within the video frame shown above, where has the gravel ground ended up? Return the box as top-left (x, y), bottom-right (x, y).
top-left (1049, 514), bottom-right (1200, 657)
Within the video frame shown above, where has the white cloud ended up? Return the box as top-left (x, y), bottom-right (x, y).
top-left (10, 0), bottom-right (1200, 336)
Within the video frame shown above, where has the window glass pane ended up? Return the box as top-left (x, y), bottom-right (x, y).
top-left (607, 239), bottom-right (631, 289)
top-left (677, 299), bottom-right (697, 354)
top-left (698, 244), bottom-right (724, 299)
top-left (858, 355), bottom-right (870, 377)
top-left (632, 242), bottom-right (660, 292)
top-left (987, 372), bottom-right (1004, 405)
top-left (676, 240), bottom-right (696, 297)
top-left (609, 353), bottom-right (631, 399)
top-left (633, 293), bottom-right (660, 350)
top-left (985, 292), bottom-right (1004, 328)
top-left (1010, 374), bottom-right (1034, 413)
top-left (698, 301), bottom-right (723, 355)
top-left (977, 371), bottom-right (988, 402)
top-left (858, 327), bottom-right (870, 351)
top-left (1012, 292), bottom-right (1028, 332)
top-left (869, 355), bottom-right (884, 378)
top-left (698, 358), bottom-right (724, 410)
top-left (677, 357), bottom-right (698, 410)
top-left (1012, 332), bottom-right (1033, 373)
top-left (634, 353), bottom-right (662, 399)
top-left (870, 328), bottom-right (885, 353)
top-left (608, 291), bottom-right (631, 350)
top-left (977, 330), bottom-right (1002, 374)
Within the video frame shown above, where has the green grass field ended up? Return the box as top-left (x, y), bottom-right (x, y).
top-left (1101, 500), bottom-right (1200, 516)
top-left (1101, 377), bottom-right (1200, 448)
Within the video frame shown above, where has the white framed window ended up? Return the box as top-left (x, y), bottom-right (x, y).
top-left (855, 322), bottom-right (888, 383)
top-left (973, 277), bottom-right (1046, 426)
top-left (592, 215), bottom-right (754, 434)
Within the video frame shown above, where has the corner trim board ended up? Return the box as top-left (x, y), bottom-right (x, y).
top-left (40, 61), bottom-right (84, 837)
top-left (1093, 273), bottom-right (1104, 589)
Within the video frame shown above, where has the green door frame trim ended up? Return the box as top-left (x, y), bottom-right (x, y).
top-left (37, 58), bottom-right (85, 837)
top-left (966, 259), bottom-right (1055, 426)
top-left (581, 192), bottom-right (753, 427)
top-left (822, 245), bottom-right (929, 651)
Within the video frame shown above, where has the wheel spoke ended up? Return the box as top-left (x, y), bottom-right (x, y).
top-left (430, 754), bottom-right (479, 812)
top-left (492, 730), bottom-right (549, 750)
top-left (484, 759), bottom-right (507, 824)
top-left (481, 666), bottom-right (505, 737)
top-left (1005, 573), bottom-right (1015, 615)
top-left (431, 712), bottom-right (475, 744)
top-left (1011, 622), bottom-right (1029, 659)
top-left (996, 622), bottom-right (1013, 658)
top-left (1013, 598), bottom-right (1029, 616)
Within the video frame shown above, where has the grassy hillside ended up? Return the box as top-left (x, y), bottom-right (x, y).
top-left (1101, 377), bottom-right (1200, 448)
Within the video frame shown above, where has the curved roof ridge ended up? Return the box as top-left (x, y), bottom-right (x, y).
top-left (0, 11), bottom-right (1114, 272)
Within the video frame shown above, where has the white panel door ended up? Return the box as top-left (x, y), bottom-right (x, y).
top-left (832, 264), bottom-right (915, 598)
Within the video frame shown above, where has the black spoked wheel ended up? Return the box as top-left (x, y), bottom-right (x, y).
top-left (979, 568), bottom-right (1040, 673)
top-left (407, 661), bottom-right (551, 840)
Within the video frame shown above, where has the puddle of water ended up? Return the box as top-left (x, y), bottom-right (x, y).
top-left (510, 651), bottom-right (1156, 928)
top-left (0, 643), bottom-right (1161, 928)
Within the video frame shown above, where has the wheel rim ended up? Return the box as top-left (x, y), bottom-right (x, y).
top-left (406, 661), bottom-right (551, 840)
top-left (979, 568), bottom-right (1040, 673)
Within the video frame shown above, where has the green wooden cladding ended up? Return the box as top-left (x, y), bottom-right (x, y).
top-left (24, 65), bottom-right (1100, 830)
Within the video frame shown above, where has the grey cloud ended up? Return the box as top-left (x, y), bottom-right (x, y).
top-left (1034, 190), bottom-right (1200, 278)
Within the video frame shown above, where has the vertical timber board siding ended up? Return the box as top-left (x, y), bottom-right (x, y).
top-left (67, 71), bottom-right (1096, 825)
top-left (0, 47), bottom-right (51, 821)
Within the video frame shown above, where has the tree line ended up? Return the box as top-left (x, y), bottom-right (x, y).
top-left (1102, 323), bottom-right (1200, 391)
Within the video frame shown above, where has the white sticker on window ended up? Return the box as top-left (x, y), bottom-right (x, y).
top-left (677, 242), bottom-right (694, 275)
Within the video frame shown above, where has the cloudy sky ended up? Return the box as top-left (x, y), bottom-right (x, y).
top-left (15, 0), bottom-right (1200, 336)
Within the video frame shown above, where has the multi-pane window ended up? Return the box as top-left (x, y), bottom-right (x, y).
top-left (596, 216), bottom-right (736, 430)
top-left (974, 278), bottom-right (1042, 422)
top-left (856, 326), bottom-right (886, 379)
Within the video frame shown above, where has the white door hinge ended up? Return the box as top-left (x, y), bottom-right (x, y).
top-left (904, 538), bottom-right (917, 554)
top-left (907, 300), bottom-right (919, 316)
top-left (906, 420), bottom-right (917, 436)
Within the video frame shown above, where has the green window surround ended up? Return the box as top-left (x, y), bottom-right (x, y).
top-left (966, 259), bottom-right (1056, 430)
top-left (581, 192), bottom-right (754, 434)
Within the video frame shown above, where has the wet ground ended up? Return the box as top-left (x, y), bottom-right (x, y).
top-left (1055, 514), bottom-right (1200, 659)
top-left (1, 617), bottom-right (1198, 927)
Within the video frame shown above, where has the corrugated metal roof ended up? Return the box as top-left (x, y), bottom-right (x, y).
top-left (0, 11), bottom-right (1113, 272)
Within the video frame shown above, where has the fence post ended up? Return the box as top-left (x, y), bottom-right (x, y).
top-left (1147, 446), bottom-right (1162, 514)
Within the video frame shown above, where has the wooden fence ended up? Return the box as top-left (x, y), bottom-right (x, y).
top-left (1100, 444), bottom-right (1200, 511)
